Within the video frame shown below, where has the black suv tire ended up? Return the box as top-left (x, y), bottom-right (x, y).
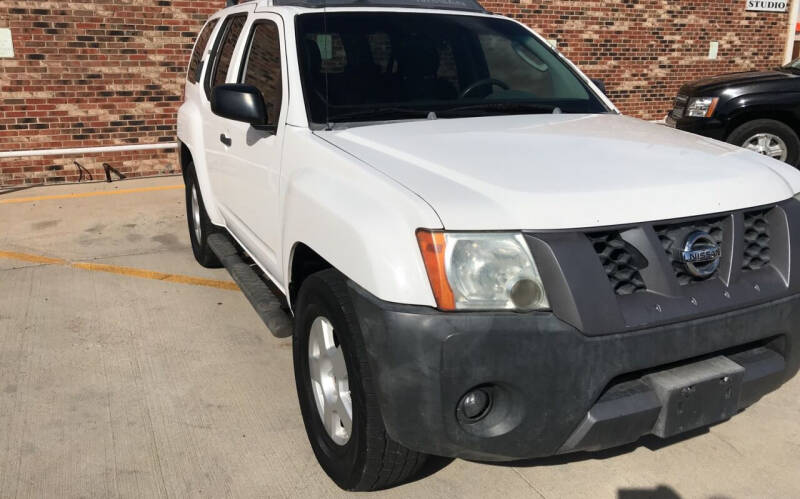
top-left (184, 163), bottom-right (222, 268)
top-left (292, 269), bottom-right (427, 491)
top-left (727, 119), bottom-right (800, 167)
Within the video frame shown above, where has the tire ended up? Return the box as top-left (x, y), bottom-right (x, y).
top-left (292, 269), bottom-right (427, 491)
top-left (184, 163), bottom-right (222, 268)
top-left (727, 119), bottom-right (800, 167)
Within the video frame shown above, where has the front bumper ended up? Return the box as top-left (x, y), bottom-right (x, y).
top-left (348, 284), bottom-right (800, 461)
top-left (666, 114), bottom-right (727, 141)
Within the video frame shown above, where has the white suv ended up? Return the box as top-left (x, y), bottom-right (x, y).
top-left (178, 0), bottom-right (800, 490)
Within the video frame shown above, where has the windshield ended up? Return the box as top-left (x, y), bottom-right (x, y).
top-left (295, 12), bottom-right (609, 125)
top-left (786, 58), bottom-right (800, 70)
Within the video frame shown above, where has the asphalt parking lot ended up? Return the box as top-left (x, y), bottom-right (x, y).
top-left (1, 176), bottom-right (799, 498)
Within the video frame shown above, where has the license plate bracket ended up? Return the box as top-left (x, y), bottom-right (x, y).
top-left (643, 356), bottom-right (744, 438)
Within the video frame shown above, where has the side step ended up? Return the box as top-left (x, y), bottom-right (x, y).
top-left (208, 233), bottom-right (293, 338)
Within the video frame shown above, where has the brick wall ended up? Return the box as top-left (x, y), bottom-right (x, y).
top-left (0, 0), bottom-right (793, 186)
top-left (482, 0), bottom-right (791, 120)
top-left (0, 0), bottom-right (225, 186)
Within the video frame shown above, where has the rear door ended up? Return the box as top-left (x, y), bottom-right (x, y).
top-left (208, 13), bottom-right (288, 280)
top-left (202, 11), bottom-right (249, 215)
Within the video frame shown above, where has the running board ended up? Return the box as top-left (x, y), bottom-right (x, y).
top-left (208, 233), bottom-right (293, 338)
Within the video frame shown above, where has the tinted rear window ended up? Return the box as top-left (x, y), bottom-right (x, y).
top-left (206, 14), bottom-right (248, 99)
top-left (188, 19), bottom-right (219, 84)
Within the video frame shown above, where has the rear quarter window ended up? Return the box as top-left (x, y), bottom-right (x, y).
top-left (207, 14), bottom-right (248, 98)
top-left (188, 19), bottom-right (219, 84)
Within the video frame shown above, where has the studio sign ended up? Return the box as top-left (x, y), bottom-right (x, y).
top-left (746, 0), bottom-right (788, 12)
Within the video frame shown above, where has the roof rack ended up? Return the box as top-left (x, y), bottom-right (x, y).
top-left (271, 0), bottom-right (486, 12)
top-left (226, 0), bottom-right (257, 6)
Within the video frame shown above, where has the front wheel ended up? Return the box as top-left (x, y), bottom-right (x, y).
top-left (292, 269), bottom-right (427, 491)
top-left (727, 119), bottom-right (800, 167)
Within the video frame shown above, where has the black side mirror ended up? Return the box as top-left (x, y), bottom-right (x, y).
top-left (591, 78), bottom-right (607, 95)
top-left (211, 84), bottom-right (275, 133)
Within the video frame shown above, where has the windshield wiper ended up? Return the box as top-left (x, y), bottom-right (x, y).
top-left (325, 106), bottom-right (432, 126)
top-left (435, 101), bottom-right (558, 117)
top-left (322, 102), bottom-right (560, 127)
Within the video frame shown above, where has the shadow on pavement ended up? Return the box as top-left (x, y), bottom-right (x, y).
top-left (618, 485), bottom-right (683, 499)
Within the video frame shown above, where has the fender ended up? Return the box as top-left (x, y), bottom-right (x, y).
top-left (281, 126), bottom-right (443, 307)
top-left (722, 91), bottom-right (800, 133)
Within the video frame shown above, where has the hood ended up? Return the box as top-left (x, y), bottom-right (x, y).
top-left (318, 114), bottom-right (800, 230)
top-left (682, 69), bottom-right (796, 94)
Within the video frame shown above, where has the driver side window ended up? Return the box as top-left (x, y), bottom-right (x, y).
top-left (240, 21), bottom-right (283, 128)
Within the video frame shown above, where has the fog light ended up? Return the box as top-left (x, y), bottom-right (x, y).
top-left (459, 389), bottom-right (492, 421)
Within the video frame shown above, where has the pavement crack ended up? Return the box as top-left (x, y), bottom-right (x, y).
top-left (0, 262), bottom-right (55, 273)
top-left (511, 468), bottom-right (547, 498)
top-left (712, 432), bottom-right (743, 457)
top-left (102, 348), bottom-right (121, 498)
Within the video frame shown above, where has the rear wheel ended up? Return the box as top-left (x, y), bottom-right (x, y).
top-left (293, 269), bottom-right (427, 491)
top-left (184, 163), bottom-right (222, 268)
top-left (727, 119), bottom-right (800, 166)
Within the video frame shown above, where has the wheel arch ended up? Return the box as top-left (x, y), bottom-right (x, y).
top-left (288, 242), bottom-right (333, 308)
top-left (724, 102), bottom-right (800, 140)
top-left (179, 141), bottom-right (194, 180)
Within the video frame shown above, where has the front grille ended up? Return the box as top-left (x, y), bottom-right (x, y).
top-left (588, 231), bottom-right (647, 295)
top-left (743, 209), bottom-right (771, 271)
top-left (529, 201), bottom-right (791, 335)
top-left (655, 217), bottom-right (725, 286)
top-left (670, 95), bottom-right (688, 120)
top-left (579, 206), bottom-right (782, 300)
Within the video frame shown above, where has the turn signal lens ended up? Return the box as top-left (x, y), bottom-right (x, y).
top-left (416, 230), bottom-right (456, 310)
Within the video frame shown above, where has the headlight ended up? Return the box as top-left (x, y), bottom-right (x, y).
top-left (685, 97), bottom-right (719, 118)
top-left (416, 231), bottom-right (549, 312)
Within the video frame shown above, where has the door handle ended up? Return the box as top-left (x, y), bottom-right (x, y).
top-left (220, 133), bottom-right (232, 147)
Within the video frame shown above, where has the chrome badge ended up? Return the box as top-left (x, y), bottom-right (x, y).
top-left (677, 231), bottom-right (722, 278)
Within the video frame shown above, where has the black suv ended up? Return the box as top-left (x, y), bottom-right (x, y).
top-left (667, 58), bottom-right (800, 167)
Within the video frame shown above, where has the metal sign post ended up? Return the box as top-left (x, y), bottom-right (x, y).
top-left (785, 0), bottom-right (800, 63)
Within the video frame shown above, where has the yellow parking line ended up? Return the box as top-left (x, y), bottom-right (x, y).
top-left (72, 262), bottom-right (240, 291)
top-left (0, 250), bottom-right (239, 291)
top-left (0, 184), bottom-right (183, 205)
top-left (0, 250), bottom-right (67, 265)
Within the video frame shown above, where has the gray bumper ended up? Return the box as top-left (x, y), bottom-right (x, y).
top-left (349, 286), bottom-right (800, 461)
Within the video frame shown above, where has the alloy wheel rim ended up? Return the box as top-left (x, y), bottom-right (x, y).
top-left (191, 185), bottom-right (202, 243)
top-left (743, 133), bottom-right (788, 162)
top-left (308, 316), bottom-right (352, 445)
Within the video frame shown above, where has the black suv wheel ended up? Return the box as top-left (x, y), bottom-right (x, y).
top-left (728, 119), bottom-right (800, 167)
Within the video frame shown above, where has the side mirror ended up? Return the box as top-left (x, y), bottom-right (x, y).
top-left (211, 84), bottom-right (275, 132)
top-left (591, 78), bottom-right (607, 96)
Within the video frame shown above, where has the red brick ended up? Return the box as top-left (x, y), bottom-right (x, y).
top-left (0, 1), bottom-right (792, 185)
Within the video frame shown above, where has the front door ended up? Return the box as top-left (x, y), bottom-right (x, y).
top-left (209, 14), bottom-right (288, 280)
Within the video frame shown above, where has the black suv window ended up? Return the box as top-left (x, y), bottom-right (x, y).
top-left (240, 21), bottom-right (283, 127)
top-left (206, 14), bottom-right (247, 100)
top-left (188, 19), bottom-right (219, 84)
